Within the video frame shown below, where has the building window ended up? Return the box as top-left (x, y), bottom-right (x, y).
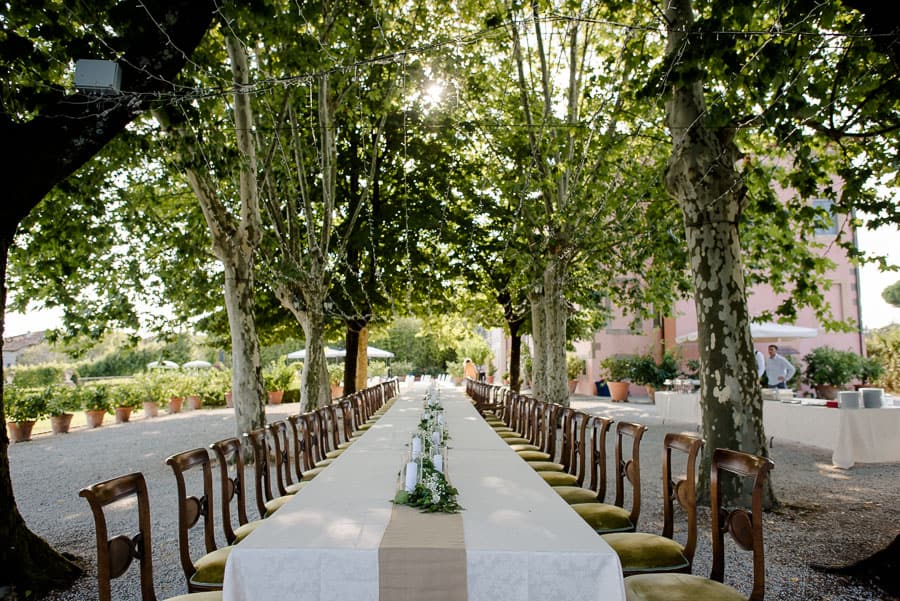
top-left (813, 198), bottom-right (838, 236)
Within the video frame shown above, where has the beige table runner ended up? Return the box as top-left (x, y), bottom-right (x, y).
top-left (378, 503), bottom-right (467, 601)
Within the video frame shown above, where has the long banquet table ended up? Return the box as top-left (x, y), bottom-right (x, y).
top-left (222, 383), bottom-right (626, 601)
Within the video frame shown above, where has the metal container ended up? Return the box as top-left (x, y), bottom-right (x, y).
top-left (838, 390), bottom-right (860, 409)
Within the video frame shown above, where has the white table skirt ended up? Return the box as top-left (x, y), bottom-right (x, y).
top-left (223, 384), bottom-right (625, 601)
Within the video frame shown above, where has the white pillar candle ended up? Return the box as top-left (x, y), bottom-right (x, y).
top-left (404, 461), bottom-right (419, 491)
top-left (432, 430), bottom-right (441, 446)
top-left (432, 453), bottom-right (443, 473)
top-left (411, 435), bottom-right (422, 457)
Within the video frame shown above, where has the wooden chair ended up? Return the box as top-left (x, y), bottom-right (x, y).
top-left (244, 428), bottom-right (294, 517)
top-left (267, 420), bottom-right (307, 496)
top-left (209, 437), bottom-right (264, 545)
top-left (79, 472), bottom-right (223, 601)
top-left (559, 421), bottom-right (647, 533)
top-left (624, 448), bottom-right (775, 601)
top-left (165, 448), bottom-right (233, 593)
top-left (604, 433), bottom-right (704, 575)
top-left (532, 409), bottom-right (590, 486)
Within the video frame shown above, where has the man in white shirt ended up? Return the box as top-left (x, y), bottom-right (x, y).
top-left (765, 344), bottom-right (796, 388)
top-left (755, 349), bottom-right (766, 380)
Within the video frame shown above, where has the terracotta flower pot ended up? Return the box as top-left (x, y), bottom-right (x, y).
top-left (186, 395), bottom-right (202, 410)
top-left (644, 385), bottom-right (656, 403)
top-left (816, 384), bottom-right (839, 400)
top-left (143, 401), bottom-right (159, 418)
top-left (607, 381), bottom-right (630, 402)
top-left (168, 397), bottom-right (183, 414)
top-left (50, 413), bottom-right (74, 434)
top-left (225, 392), bottom-right (234, 408)
top-left (85, 409), bottom-right (106, 429)
top-left (7, 420), bottom-right (36, 443)
top-left (330, 384), bottom-right (343, 400)
top-left (268, 390), bottom-right (284, 405)
top-left (115, 406), bottom-right (133, 424)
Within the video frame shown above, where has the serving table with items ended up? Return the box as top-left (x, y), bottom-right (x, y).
top-left (656, 388), bottom-right (900, 468)
top-left (222, 383), bottom-right (626, 601)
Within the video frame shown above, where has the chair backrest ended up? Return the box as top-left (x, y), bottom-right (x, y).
top-left (585, 416), bottom-right (614, 501)
top-left (660, 433), bottom-right (705, 567)
top-left (80, 472), bottom-right (158, 601)
top-left (165, 448), bottom-right (219, 588)
top-left (209, 437), bottom-right (250, 545)
top-left (613, 421), bottom-right (648, 529)
top-left (710, 448), bottom-right (775, 601)
top-left (244, 427), bottom-right (276, 516)
top-left (287, 414), bottom-right (311, 482)
top-left (338, 398), bottom-right (356, 442)
top-left (267, 420), bottom-right (296, 497)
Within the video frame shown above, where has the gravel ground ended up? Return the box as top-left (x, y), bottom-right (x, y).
top-left (7, 384), bottom-right (900, 600)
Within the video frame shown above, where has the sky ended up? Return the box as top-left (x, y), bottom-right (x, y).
top-left (4, 226), bottom-right (900, 339)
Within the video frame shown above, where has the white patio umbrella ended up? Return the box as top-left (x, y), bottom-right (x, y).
top-left (675, 321), bottom-right (818, 344)
top-left (147, 360), bottom-right (179, 369)
top-left (286, 346), bottom-right (346, 360)
top-left (182, 360), bottom-right (213, 369)
top-left (365, 345), bottom-right (395, 359)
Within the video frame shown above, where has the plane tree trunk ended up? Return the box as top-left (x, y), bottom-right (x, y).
top-left (663, 0), bottom-right (774, 507)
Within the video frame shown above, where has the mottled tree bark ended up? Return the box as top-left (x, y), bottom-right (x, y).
top-left (543, 260), bottom-right (570, 407)
top-left (663, 0), bottom-right (774, 507)
top-left (529, 289), bottom-right (546, 399)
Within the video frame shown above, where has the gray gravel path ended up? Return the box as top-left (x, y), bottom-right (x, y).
top-left (8, 385), bottom-right (900, 600)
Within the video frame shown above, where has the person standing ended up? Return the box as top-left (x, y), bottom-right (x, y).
top-left (755, 349), bottom-right (766, 380)
top-left (764, 344), bottom-right (796, 389)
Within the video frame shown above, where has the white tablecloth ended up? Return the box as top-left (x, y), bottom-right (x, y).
top-left (656, 391), bottom-right (900, 468)
top-left (223, 384), bottom-right (625, 601)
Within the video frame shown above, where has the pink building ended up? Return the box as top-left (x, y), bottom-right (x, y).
top-left (569, 197), bottom-right (864, 397)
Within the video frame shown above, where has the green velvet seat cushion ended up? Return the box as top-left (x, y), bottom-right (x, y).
top-left (356, 423), bottom-right (373, 431)
top-left (301, 466), bottom-right (326, 481)
top-left (190, 546), bottom-right (233, 586)
top-left (315, 457), bottom-right (335, 468)
top-left (553, 486), bottom-right (600, 504)
top-left (326, 448), bottom-right (346, 459)
top-left (285, 481), bottom-right (308, 494)
top-left (497, 431), bottom-right (523, 438)
top-left (516, 449), bottom-right (551, 460)
top-left (623, 574), bottom-right (746, 601)
top-left (570, 502), bottom-right (634, 532)
top-left (169, 592), bottom-right (224, 601)
top-left (493, 426), bottom-right (516, 433)
top-left (351, 431), bottom-right (367, 438)
top-left (602, 533), bottom-right (688, 573)
top-left (539, 471), bottom-right (578, 486)
top-left (338, 441), bottom-right (354, 449)
top-left (233, 519), bottom-right (264, 544)
top-left (504, 437), bottom-right (533, 445)
top-left (527, 461), bottom-right (565, 472)
top-left (264, 494), bottom-right (293, 517)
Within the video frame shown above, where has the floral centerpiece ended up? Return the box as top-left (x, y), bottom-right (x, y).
top-left (393, 383), bottom-right (462, 513)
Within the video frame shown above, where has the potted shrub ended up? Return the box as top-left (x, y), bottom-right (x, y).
top-left (81, 385), bottom-right (111, 429)
top-left (802, 346), bottom-right (862, 400)
top-left (446, 360), bottom-right (464, 385)
top-left (566, 355), bottom-right (586, 394)
top-left (631, 352), bottom-right (679, 402)
top-left (600, 355), bottom-right (636, 402)
top-left (160, 372), bottom-right (185, 414)
top-left (48, 385), bottom-right (81, 434)
top-left (857, 356), bottom-right (884, 388)
top-left (328, 363), bottom-right (344, 399)
top-left (110, 382), bottom-right (142, 423)
top-left (133, 372), bottom-right (163, 417)
top-left (6, 385), bottom-right (49, 443)
top-left (181, 373), bottom-right (203, 410)
top-left (264, 359), bottom-right (295, 404)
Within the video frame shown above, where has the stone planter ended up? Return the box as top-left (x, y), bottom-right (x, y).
top-left (644, 386), bottom-right (657, 403)
top-left (268, 390), bottom-right (284, 405)
top-left (7, 420), bottom-right (36, 443)
top-left (168, 397), bottom-right (183, 414)
top-left (186, 395), bottom-right (202, 410)
top-left (143, 401), bottom-right (159, 418)
top-left (50, 413), bottom-right (74, 434)
top-left (330, 384), bottom-right (343, 400)
top-left (815, 384), bottom-right (839, 400)
top-left (607, 381), bottom-right (630, 402)
top-left (84, 409), bottom-right (106, 429)
top-left (115, 406), bottom-right (133, 424)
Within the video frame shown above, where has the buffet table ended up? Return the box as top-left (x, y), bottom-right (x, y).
top-left (655, 391), bottom-right (900, 468)
top-left (222, 384), bottom-right (626, 601)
